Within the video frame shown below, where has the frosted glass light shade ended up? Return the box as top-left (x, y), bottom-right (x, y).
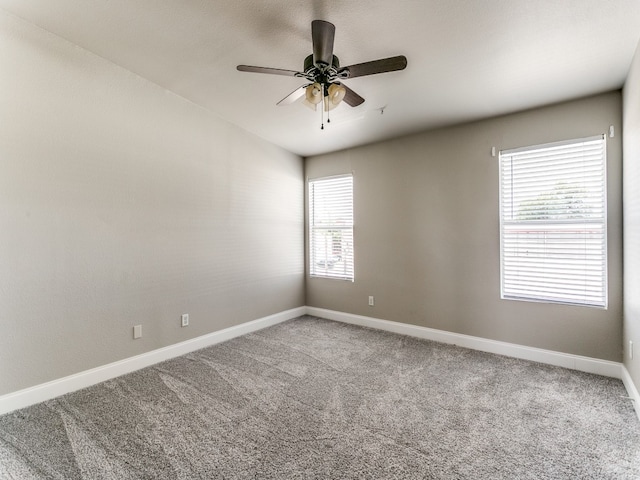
top-left (325, 84), bottom-right (346, 111)
top-left (305, 83), bottom-right (323, 104)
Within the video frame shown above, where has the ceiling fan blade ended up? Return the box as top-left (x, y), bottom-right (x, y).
top-left (340, 83), bottom-right (365, 107)
top-left (277, 84), bottom-right (310, 106)
top-left (340, 55), bottom-right (407, 79)
top-left (311, 20), bottom-right (335, 67)
top-left (237, 65), bottom-right (302, 77)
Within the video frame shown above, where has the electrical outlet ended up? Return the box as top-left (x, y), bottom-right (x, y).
top-left (181, 313), bottom-right (189, 327)
top-left (133, 325), bottom-right (142, 339)
top-left (368, 296), bottom-right (374, 306)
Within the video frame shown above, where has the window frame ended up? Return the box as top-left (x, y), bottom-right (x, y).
top-left (498, 135), bottom-right (607, 308)
top-left (308, 174), bottom-right (354, 281)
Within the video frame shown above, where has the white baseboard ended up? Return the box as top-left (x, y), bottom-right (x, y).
top-left (621, 365), bottom-right (640, 421)
top-left (1, 305), bottom-right (633, 419)
top-left (0, 306), bottom-right (306, 416)
top-left (306, 307), bottom-right (623, 379)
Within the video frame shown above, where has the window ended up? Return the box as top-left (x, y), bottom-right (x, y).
top-left (309, 175), bottom-right (354, 281)
top-left (499, 136), bottom-right (607, 307)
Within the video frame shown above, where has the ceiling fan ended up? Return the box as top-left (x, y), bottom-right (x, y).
top-left (237, 20), bottom-right (407, 121)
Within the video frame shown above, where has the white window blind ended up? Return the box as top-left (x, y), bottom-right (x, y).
top-left (309, 175), bottom-right (354, 281)
top-left (499, 136), bottom-right (607, 308)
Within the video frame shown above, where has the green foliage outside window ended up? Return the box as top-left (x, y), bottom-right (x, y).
top-left (517, 182), bottom-right (592, 220)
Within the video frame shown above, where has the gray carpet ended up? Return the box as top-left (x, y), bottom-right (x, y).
top-left (0, 315), bottom-right (639, 479)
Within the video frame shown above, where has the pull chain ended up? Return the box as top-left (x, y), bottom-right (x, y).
top-left (320, 84), bottom-right (325, 130)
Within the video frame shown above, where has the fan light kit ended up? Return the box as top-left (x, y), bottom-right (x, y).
top-left (237, 20), bottom-right (407, 129)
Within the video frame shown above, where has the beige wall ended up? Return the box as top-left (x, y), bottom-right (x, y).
top-left (306, 92), bottom-right (623, 361)
top-left (1, 7), bottom-right (631, 398)
top-left (0, 12), bottom-right (304, 395)
top-left (623, 41), bottom-right (640, 386)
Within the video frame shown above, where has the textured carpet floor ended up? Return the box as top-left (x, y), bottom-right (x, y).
top-left (0, 315), bottom-right (639, 479)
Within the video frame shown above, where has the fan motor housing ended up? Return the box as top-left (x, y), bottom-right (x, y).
top-left (304, 54), bottom-right (341, 83)
top-left (304, 54), bottom-right (340, 71)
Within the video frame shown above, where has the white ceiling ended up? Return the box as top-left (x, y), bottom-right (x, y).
top-left (2, 0), bottom-right (640, 157)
